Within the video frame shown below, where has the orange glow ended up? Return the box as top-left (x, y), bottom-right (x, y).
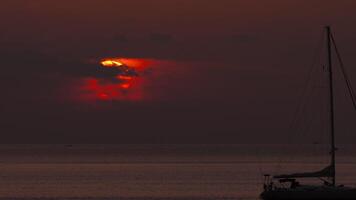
top-left (117, 58), bottom-right (148, 69)
top-left (76, 57), bottom-right (147, 101)
top-left (94, 58), bottom-right (146, 100)
top-left (120, 83), bottom-right (131, 89)
top-left (76, 78), bottom-right (143, 102)
top-left (66, 57), bottom-right (163, 103)
top-left (117, 75), bottom-right (133, 80)
top-left (63, 58), bottom-right (192, 104)
top-left (98, 93), bottom-right (110, 100)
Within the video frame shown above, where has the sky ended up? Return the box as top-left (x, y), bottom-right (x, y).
top-left (1, 0), bottom-right (356, 144)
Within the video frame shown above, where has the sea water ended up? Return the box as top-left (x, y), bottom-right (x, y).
top-left (0, 144), bottom-right (355, 200)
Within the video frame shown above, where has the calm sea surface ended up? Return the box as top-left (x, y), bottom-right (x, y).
top-left (0, 145), bottom-right (355, 200)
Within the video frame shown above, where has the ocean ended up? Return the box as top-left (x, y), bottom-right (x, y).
top-left (0, 144), bottom-right (355, 200)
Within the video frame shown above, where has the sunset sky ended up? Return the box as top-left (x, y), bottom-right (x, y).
top-left (1, 0), bottom-right (356, 143)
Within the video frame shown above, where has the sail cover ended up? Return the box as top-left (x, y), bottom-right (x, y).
top-left (274, 165), bottom-right (334, 179)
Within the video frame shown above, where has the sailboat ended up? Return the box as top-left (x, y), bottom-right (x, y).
top-left (260, 26), bottom-right (356, 200)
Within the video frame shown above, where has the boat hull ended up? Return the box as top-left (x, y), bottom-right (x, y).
top-left (260, 187), bottom-right (356, 200)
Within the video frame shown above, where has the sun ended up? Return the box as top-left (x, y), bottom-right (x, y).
top-left (100, 60), bottom-right (124, 67)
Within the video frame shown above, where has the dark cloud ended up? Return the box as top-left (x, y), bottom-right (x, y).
top-left (1, 0), bottom-right (356, 144)
top-left (112, 34), bottom-right (129, 44)
top-left (148, 33), bottom-right (174, 44)
top-left (224, 34), bottom-right (260, 44)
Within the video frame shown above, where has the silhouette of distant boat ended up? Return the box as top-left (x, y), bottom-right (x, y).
top-left (260, 26), bottom-right (356, 199)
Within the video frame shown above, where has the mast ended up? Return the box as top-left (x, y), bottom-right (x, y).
top-left (326, 26), bottom-right (336, 186)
